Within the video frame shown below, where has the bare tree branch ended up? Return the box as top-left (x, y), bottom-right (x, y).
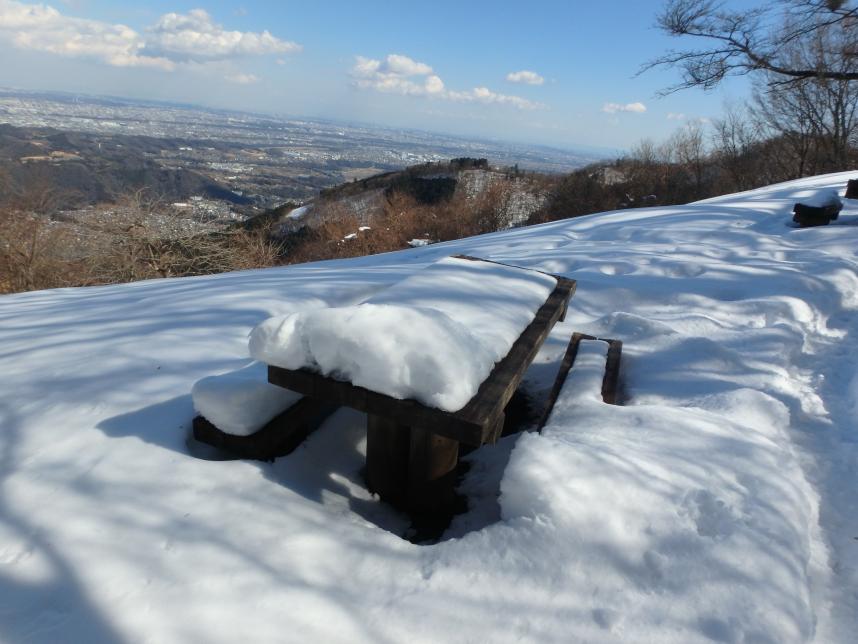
top-left (642, 0), bottom-right (858, 93)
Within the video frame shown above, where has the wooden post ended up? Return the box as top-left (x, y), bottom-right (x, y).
top-left (485, 411), bottom-right (506, 445)
top-left (407, 426), bottom-right (459, 515)
top-left (846, 179), bottom-right (858, 199)
top-left (365, 415), bottom-right (411, 507)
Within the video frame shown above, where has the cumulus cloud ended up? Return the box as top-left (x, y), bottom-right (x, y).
top-left (352, 54), bottom-right (445, 97)
top-left (145, 9), bottom-right (300, 61)
top-left (352, 54), bottom-right (543, 110)
top-left (0, 1), bottom-right (300, 74)
top-left (0, 0), bottom-right (174, 69)
top-left (602, 101), bottom-right (647, 114)
top-left (506, 70), bottom-right (544, 85)
top-left (667, 112), bottom-right (686, 120)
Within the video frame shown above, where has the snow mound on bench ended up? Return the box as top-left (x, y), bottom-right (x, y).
top-left (562, 339), bottom-right (609, 404)
top-left (191, 362), bottom-right (302, 435)
top-left (794, 187), bottom-right (842, 208)
top-left (250, 304), bottom-right (494, 411)
top-left (249, 256), bottom-right (557, 411)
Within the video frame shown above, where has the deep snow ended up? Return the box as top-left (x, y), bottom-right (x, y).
top-left (1, 172), bottom-right (857, 642)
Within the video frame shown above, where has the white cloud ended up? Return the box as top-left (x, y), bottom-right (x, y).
top-left (0, 1), bottom-right (300, 72)
top-left (506, 70), bottom-right (544, 85)
top-left (352, 54), bottom-right (444, 97)
top-left (602, 101), bottom-right (647, 114)
top-left (352, 54), bottom-right (543, 110)
top-left (448, 86), bottom-right (543, 110)
top-left (0, 0), bottom-right (174, 69)
top-left (667, 112), bottom-right (686, 120)
top-left (145, 9), bottom-right (300, 61)
top-left (381, 53), bottom-right (433, 76)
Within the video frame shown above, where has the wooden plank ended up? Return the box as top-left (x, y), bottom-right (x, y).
top-left (269, 272), bottom-right (576, 446)
top-left (192, 397), bottom-right (337, 461)
top-left (602, 340), bottom-right (624, 405)
top-left (457, 275), bottom-right (576, 443)
top-left (536, 333), bottom-right (623, 431)
top-left (793, 202), bottom-right (840, 227)
top-left (536, 332), bottom-right (588, 430)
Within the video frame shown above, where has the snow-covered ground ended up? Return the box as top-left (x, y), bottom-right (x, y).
top-left (1, 172), bottom-right (857, 642)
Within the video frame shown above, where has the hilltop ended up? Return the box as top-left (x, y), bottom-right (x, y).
top-left (1, 171), bottom-right (856, 642)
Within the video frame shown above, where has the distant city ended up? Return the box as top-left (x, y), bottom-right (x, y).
top-left (0, 88), bottom-right (601, 209)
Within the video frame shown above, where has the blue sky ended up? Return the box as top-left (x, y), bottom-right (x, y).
top-left (0, 0), bottom-right (755, 151)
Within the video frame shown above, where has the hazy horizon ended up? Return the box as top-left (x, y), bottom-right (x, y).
top-left (0, 84), bottom-right (623, 158)
top-left (0, 1), bottom-right (754, 150)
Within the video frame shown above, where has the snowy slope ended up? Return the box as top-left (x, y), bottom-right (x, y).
top-left (1, 172), bottom-right (857, 642)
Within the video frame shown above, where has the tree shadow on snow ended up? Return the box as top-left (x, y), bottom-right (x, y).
top-left (0, 403), bottom-right (126, 643)
top-left (96, 400), bottom-right (410, 537)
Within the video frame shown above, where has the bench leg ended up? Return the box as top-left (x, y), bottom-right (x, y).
top-left (366, 415), bottom-right (410, 507)
top-left (407, 427), bottom-right (459, 515)
top-left (485, 411), bottom-right (505, 445)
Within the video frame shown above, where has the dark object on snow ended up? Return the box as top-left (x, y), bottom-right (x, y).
top-left (537, 333), bottom-right (623, 431)
top-left (193, 397), bottom-right (337, 461)
top-left (792, 202), bottom-right (841, 227)
top-left (845, 179), bottom-right (858, 199)
top-left (266, 255), bottom-right (576, 517)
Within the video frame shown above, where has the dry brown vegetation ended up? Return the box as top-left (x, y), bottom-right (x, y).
top-left (283, 184), bottom-right (513, 265)
top-left (0, 195), bottom-right (283, 295)
top-left (1, 181), bottom-right (517, 294)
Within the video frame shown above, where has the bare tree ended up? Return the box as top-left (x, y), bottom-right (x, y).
top-left (670, 121), bottom-right (708, 192)
top-left (711, 103), bottom-right (763, 190)
top-left (645, 0), bottom-right (858, 92)
top-left (745, 19), bottom-right (858, 174)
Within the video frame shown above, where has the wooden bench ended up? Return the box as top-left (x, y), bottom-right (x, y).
top-left (537, 332), bottom-right (623, 431)
top-left (793, 201), bottom-right (841, 227)
top-left (267, 255), bottom-right (576, 515)
top-left (193, 397), bottom-right (336, 461)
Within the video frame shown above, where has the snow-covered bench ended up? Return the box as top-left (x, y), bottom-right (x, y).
top-left (792, 189), bottom-right (843, 227)
top-left (537, 332), bottom-right (623, 430)
top-left (250, 255), bottom-right (576, 515)
top-left (191, 362), bottom-right (335, 460)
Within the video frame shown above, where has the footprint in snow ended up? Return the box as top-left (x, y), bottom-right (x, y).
top-left (681, 489), bottom-right (741, 539)
top-left (664, 262), bottom-right (706, 278)
top-left (598, 262), bottom-right (636, 276)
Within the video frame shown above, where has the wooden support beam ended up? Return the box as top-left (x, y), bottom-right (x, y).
top-left (365, 415), bottom-right (411, 507)
top-left (406, 426), bottom-right (459, 516)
